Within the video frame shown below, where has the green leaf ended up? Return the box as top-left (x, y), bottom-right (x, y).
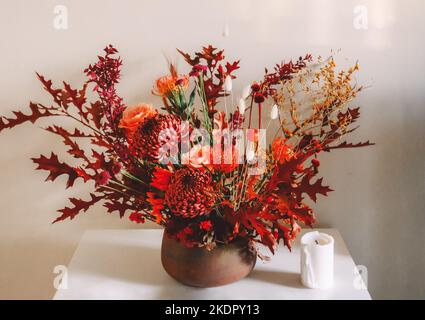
top-left (121, 170), bottom-right (149, 186)
top-left (179, 90), bottom-right (187, 110)
top-left (188, 87), bottom-right (196, 108)
top-left (198, 75), bottom-right (213, 138)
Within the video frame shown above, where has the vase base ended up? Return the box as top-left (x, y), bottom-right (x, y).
top-left (161, 232), bottom-right (257, 288)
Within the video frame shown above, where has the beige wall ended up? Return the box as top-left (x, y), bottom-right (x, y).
top-left (1, 0), bottom-right (424, 299)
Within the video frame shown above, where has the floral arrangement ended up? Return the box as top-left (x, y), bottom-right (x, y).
top-left (0, 45), bottom-right (372, 257)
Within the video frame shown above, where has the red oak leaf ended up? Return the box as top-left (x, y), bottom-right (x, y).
top-left (45, 125), bottom-right (89, 161)
top-left (323, 140), bottom-right (375, 152)
top-left (291, 205), bottom-right (316, 227)
top-left (296, 175), bottom-right (333, 202)
top-left (36, 73), bottom-right (63, 107)
top-left (32, 152), bottom-right (82, 188)
top-left (276, 221), bottom-right (301, 251)
top-left (129, 211), bottom-right (145, 224)
top-left (37, 74), bottom-right (90, 123)
top-left (89, 149), bottom-right (107, 171)
top-left (90, 134), bottom-right (112, 148)
top-left (103, 200), bottom-right (133, 218)
top-left (54, 193), bottom-right (102, 223)
top-left (266, 151), bottom-right (314, 192)
top-left (75, 167), bottom-right (91, 182)
top-left (0, 102), bottom-right (56, 133)
top-left (236, 207), bottom-right (277, 253)
top-left (86, 101), bottom-right (104, 129)
top-left (62, 82), bottom-right (88, 116)
top-left (178, 45), bottom-right (239, 108)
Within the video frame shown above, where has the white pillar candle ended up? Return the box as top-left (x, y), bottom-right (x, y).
top-left (300, 231), bottom-right (334, 289)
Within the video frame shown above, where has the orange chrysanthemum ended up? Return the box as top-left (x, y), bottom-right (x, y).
top-left (119, 103), bottom-right (157, 136)
top-left (165, 167), bottom-right (217, 218)
top-left (154, 75), bottom-right (189, 97)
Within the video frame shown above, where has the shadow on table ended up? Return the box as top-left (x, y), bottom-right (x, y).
top-left (151, 270), bottom-right (305, 299)
top-left (249, 270), bottom-right (304, 289)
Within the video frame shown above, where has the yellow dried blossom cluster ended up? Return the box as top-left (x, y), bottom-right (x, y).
top-left (272, 56), bottom-right (363, 147)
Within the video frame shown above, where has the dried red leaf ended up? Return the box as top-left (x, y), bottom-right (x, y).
top-left (296, 175), bottom-right (333, 202)
top-left (86, 101), bottom-right (104, 129)
top-left (129, 211), bottom-right (145, 224)
top-left (36, 73), bottom-right (63, 107)
top-left (323, 140), bottom-right (375, 151)
top-left (0, 102), bottom-right (57, 133)
top-left (45, 125), bottom-right (89, 161)
top-left (178, 45), bottom-right (239, 108)
top-left (54, 193), bottom-right (102, 223)
top-left (104, 200), bottom-right (133, 218)
top-left (32, 152), bottom-right (82, 188)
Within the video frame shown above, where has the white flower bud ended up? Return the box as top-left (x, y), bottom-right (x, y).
top-left (223, 22), bottom-right (230, 37)
top-left (224, 76), bottom-right (232, 92)
top-left (238, 98), bottom-right (246, 114)
top-left (270, 104), bottom-right (279, 120)
top-left (242, 85), bottom-right (251, 99)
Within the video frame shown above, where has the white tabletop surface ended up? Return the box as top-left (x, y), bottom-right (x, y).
top-left (53, 228), bottom-right (371, 300)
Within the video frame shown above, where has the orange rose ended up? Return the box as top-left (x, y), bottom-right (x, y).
top-left (154, 75), bottom-right (189, 97)
top-left (119, 103), bottom-right (157, 136)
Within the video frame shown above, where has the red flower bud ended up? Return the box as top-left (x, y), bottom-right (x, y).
top-left (251, 83), bottom-right (261, 92)
top-left (95, 170), bottom-right (111, 186)
top-left (254, 93), bottom-right (265, 103)
top-left (312, 158), bottom-right (320, 167)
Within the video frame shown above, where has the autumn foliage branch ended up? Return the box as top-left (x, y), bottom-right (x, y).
top-left (0, 45), bottom-right (373, 256)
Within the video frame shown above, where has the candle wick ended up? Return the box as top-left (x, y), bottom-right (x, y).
top-left (315, 240), bottom-right (319, 245)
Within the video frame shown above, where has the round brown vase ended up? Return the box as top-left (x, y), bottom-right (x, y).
top-left (161, 231), bottom-right (257, 287)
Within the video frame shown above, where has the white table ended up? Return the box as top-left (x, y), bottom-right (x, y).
top-left (53, 228), bottom-right (371, 300)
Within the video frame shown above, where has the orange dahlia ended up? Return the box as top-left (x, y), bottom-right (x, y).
top-left (165, 168), bottom-right (217, 218)
top-left (119, 103), bottom-right (157, 136)
top-left (154, 75), bottom-right (189, 97)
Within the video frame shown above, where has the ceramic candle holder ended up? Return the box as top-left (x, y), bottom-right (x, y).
top-left (300, 231), bottom-right (334, 289)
